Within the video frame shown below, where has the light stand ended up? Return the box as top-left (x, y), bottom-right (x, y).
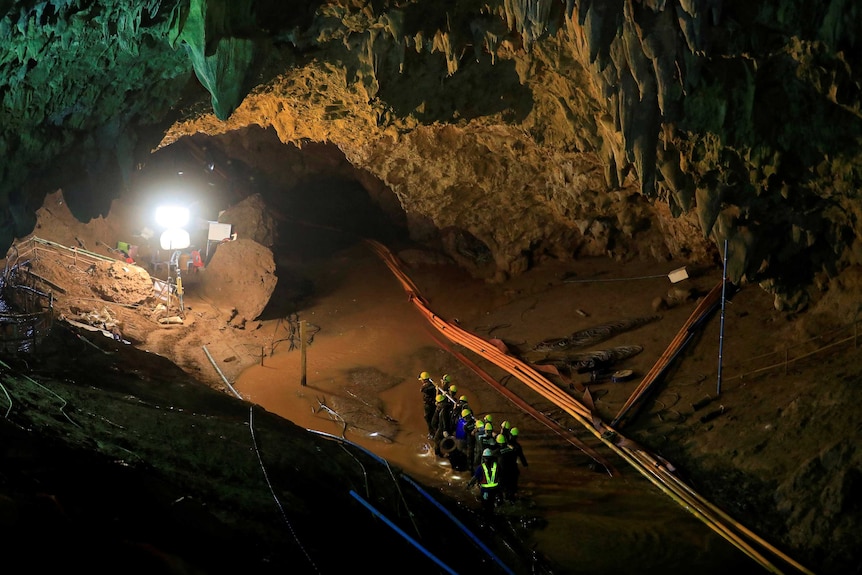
top-left (169, 249), bottom-right (185, 318)
top-left (157, 224), bottom-right (190, 320)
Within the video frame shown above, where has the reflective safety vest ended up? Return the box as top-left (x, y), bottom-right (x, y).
top-left (480, 462), bottom-right (499, 488)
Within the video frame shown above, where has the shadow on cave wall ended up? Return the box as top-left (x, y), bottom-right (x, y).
top-left (258, 176), bottom-right (411, 320)
top-left (379, 52), bottom-right (533, 124)
top-left (330, 0), bottom-right (535, 124)
top-left (162, 129), bottom-right (415, 320)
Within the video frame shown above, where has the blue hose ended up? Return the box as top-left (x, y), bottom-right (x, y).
top-left (401, 474), bottom-right (517, 575)
top-left (306, 429), bottom-right (389, 464)
top-left (349, 490), bottom-right (459, 575)
top-left (312, 430), bottom-right (516, 574)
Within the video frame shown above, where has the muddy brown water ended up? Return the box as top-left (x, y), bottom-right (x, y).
top-left (234, 243), bottom-right (751, 574)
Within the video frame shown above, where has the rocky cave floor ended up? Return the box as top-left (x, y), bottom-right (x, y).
top-left (0, 192), bottom-right (861, 574)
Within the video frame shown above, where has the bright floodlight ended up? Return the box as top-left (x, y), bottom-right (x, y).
top-left (160, 228), bottom-right (190, 250)
top-left (155, 205), bottom-right (190, 229)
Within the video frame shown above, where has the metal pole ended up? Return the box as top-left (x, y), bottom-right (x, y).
top-left (717, 239), bottom-right (728, 396)
top-left (300, 319), bottom-right (307, 386)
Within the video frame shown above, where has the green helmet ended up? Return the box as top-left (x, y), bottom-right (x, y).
top-left (483, 414), bottom-right (493, 423)
top-left (484, 422), bottom-right (493, 431)
top-left (496, 434), bottom-right (507, 444)
top-left (501, 420), bottom-right (511, 430)
top-left (419, 371), bottom-right (430, 380)
top-left (461, 408), bottom-right (472, 417)
top-left (511, 427), bottom-right (519, 437)
top-left (442, 374), bottom-right (452, 383)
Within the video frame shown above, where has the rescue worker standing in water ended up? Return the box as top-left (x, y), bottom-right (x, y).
top-left (474, 421), bottom-right (496, 467)
top-left (468, 448), bottom-right (500, 514)
top-left (505, 427), bottom-right (529, 500)
top-left (418, 371), bottom-right (437, 436)
top-left (430, 393), bottom-right (452, 456)
top-left (454, 408), bottom-right (477, 465)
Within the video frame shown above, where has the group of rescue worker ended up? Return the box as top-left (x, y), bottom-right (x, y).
top-left (418, 371), bottom-right (529, 513)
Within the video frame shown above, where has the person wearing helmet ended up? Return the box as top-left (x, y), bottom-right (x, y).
top-left (483, 414), bottom-right (493, 425)
top-left (496, 431), bottom-right (517, 502)
top-left (441, 373), bottom-right (452, 385)
top-left (467, 447), bottom-right (500, 513)
top-left (430, 393), bottom-right (453, 457)
top-left (509, 428), bottom-right (527, 467)
top-left (449, 396), bottom-right (473, 434)
top-left (474, 421), bottom-right (497, 467)
top-left (472, 418), bottom-right (488, 467)
top-left (500, 420), bottom-right (512, 442)
top-left (502, 427), bottom-right (528, 501)
top-left (441, 408), bottom-right (472, 472)
top-left (454, 394), bottom-right (469, 422)
top-left (492, 431), bottom-right (508, 458)
top-left (419, 372), bottom-right (437, 435)
top-left (454, 407), bottom-right (477, 465)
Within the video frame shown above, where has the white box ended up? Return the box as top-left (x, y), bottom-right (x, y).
top-left (668, 266), bottom-right (689, 283)
top-left (208, 222), bottom-right (232, 242)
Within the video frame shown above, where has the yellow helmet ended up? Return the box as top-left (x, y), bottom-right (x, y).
top-left (483, 414), bottom-right (493, 423)
top-left (484, 422), bottom-right (493, 431)
top-left (496, 434), bottom-right (507, 444)
top-left (436, 394), bottom-right (445, 403)
top-left (449, 385), bottom-right (458, 394)
top-left (501, 420), bottom-right (511, 430)
top-left (461, 408), bottom-right (472, 417)
top-left (419, 371), bottom-right (430, 380)
top-left (442, 374), bottom-right (452, 383)
top-left (459, 395), bottom-right (468, 402)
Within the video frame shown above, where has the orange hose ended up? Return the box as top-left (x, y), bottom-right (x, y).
top-left (365, 239), bottom-right (808, 574)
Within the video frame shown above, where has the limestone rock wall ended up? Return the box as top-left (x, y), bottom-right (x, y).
top-left (1, 0), bottom-right (860, 306)
top-left (161, 0), bottom-right (861, 307)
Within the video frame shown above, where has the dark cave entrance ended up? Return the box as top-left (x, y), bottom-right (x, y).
top-left (140, 126), bottom-right (415, 319)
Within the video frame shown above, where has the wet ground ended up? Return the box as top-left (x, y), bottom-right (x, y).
top-left (231, 236), bottom-right (754, 574)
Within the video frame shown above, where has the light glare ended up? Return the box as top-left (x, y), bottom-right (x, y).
top-left (155, 205), bottom-right (190, 229)
top-left (160, 228), bottom-right (190, 250)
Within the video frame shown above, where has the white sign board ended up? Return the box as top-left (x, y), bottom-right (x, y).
top-left (208, 222), bottom-right (232, 242)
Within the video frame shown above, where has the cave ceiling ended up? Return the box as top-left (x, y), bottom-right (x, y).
top-left (1, 0), bottom-right (860, 309)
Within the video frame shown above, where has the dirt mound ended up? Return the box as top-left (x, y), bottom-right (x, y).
top-left (199, 238), bottom-right (277, 323)
top-left (89, 260), bottom-right (154, 305)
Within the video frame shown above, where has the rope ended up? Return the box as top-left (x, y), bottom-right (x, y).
top-left (563, 273), bottom-right (667, 283)
top-left (0, 378), bottom-right (12, 418)
top-left (307, 429), bottom-right (422, 537)
top-left (247, 406), bottom-right (320, 573)
top-left (0, 358), bottom-right (78, 427)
